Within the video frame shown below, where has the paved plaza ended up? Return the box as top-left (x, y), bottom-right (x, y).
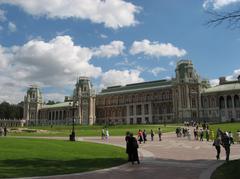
top-left (26, 130), bottom-right (240, 179)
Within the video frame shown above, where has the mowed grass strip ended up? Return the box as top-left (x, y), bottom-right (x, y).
top-left (208, 122), bottom-right (240, 140)
top-left (211, 159), bottom-right (240, 179)
top-left (0, 138), bottom-right (127, 178)
top-left (9, 124), bottom-right (178, 137)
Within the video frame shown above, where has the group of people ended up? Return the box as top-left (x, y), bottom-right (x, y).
top-left (137, 128), bottom-right (162, 143)
top-left (101, 128), bottom-right (109, 140)
top-left (0, 126), bottom-right (7, 136)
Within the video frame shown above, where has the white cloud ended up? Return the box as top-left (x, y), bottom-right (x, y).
top-left (226, 68), bottom-right (240, 80)
top-left (0, 9), bottom-right (6, 21)
top-left (210, 79), bottom-right (219, 86)
top-left (44, 92), bottom-right (67, 102)
top-left (150, 67), bottom-right (166, 77)
top-left (0, 0), bottom-right (140, 29)
top-left (203, 0), bottom-right (240, 9)
top-left (169, 61), bottom-right (175, 66)
top-left (209, 68), bottom-right (240, 86)
top-left (8, 21), bottom-right (17, 32)
top-left (130, 39), bottom-right (187, 58)
top-left (99, 34), bottom-right (108, 39)
top-left (0, 35), bottom-right (107, 103)
top-left (100, 69), bottom-right (144, 88)
top-left (93, 40), bottom-right (125, 58)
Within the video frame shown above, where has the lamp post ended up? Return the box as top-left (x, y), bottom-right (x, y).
top-left (69, 102), bottom-right (75, 141)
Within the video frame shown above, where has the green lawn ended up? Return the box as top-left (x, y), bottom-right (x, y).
top-left (208, 122), bottom-right (240, 140)
top-left (211, 159), bottom-right (240, 179)
top-left (0, 138), bottom-right (127, 178)
top-left (8, 124), bottom-right (178, 137)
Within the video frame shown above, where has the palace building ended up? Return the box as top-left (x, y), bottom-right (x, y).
top-left (23, 60), bottom-right (240, 125)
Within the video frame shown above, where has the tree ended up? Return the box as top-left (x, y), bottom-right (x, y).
top-left (206, 8), bottom-right (240, 29)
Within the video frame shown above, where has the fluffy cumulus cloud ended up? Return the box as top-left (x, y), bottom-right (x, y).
top-left (93, 40), bottom-right (125, 58)
top-left (0, 35), bottom-right (132, 103)
top-left (8, 21), bottom-right (17, 32)
top-left (130, 39), bottom-right (187, 58)
top-left (100, 69), bottom-right (144, 88)
top-left (150, 67), bottom-right (166, 77)
top-left (0, 0), bottom-right (140, 29)
top-left (203, 0), bottom-right (240, 9)
top-left (9, 35), bottom-right (102, 86)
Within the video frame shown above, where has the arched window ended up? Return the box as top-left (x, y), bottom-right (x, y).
top-left (219, 96), bottom-right (225, 109)
top-left (227, 96), bottom-right (232, 108)
top-left (234, 95), bottom-right (240, 108)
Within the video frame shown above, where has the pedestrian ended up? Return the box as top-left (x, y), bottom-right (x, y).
top-left (0, 127), bottom-right (3, 136)
top-left (158, 128), bottom-right (162, 141)
top-left (143, 129), bottom-right (147, 143)
top-left (213, 136), bottom-right (221, 160)
top-left (228, 131), bottom-right (234, 144)
top-left (105, 128), bottom-right (109, 141)
top-left (138, 129), bottom-right (143, 144)
top-left (194, 128), bottom-right (197, 140)
top-left (206, 129), bottom-right (210, 142)
top-left (3, 126), bottom-right (7, 136)
top-left (237, 130), bottom-right (240, 144)
top-left (210, 129), bottom-right (215, 141)
top-left (128, 133), bottom-right (140, 165)
top-left (101, 128), bottom-right (105, 140)
top-left (187, 128), bottom-right (191, 140)
top-left (125, 131), bottom-right (131, 161)
top-left (150, 129), bottom-right (154, 141)
top-left (200, 129), bottom-right (204, 141)
top-left (221, 132), bottom-right (231, 161)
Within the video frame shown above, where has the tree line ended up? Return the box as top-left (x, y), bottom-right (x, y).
top-left (0, 101), bottom-right (24, 120)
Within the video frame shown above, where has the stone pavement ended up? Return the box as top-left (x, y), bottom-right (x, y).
top-left (27, 132), bottom-right (240, 179)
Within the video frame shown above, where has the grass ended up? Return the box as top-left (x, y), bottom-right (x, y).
top-left (0, 138), bottom-right (127, 178)
top-left (207, 122), bottom-right (240, 141)
top-left (8, 124), bottom-right (178, 137)
top-left (211, 159), bottom-right (240, 179)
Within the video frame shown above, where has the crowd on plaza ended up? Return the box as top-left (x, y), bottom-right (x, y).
top-left (0, 126), bottom-right (7, 136)
top-left (176, 121), bottom-right (240, 162)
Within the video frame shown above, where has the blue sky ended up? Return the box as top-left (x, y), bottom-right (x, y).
top-left (0, 0), bottom-right (240, 103)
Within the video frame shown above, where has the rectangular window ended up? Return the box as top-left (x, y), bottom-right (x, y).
top-left (129, 105), bottom-right (133, 116)
top-left (136, 105), bottom-right (142, 115)
top-left (144, 104), bottom-right (149, 115)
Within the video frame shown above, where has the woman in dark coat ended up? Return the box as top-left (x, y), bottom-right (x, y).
top-left (128, 133), bottom-right (140, 164)
top-left (125, 131), bottom-right (131, 161)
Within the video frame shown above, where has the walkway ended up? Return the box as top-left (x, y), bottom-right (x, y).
top-left (28, 132), bottom-right (240, 179)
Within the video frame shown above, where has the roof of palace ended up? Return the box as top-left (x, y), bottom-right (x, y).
top-left (42, 101), bottom-right (73, 109)
top-left (99, 79), bottom-right (173, 95)
top-left (203, 81), bottom-right (240, 94)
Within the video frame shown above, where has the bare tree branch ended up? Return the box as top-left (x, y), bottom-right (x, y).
top-left (205, 8), bottom-right (240, 29)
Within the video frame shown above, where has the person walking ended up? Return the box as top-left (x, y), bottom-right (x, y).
top-left (3, 126), bottom-right (7, 136)
top-left (0, 127), bottom-right (3, 136)
top-left (237, 130), bottom-right (240, 144)
top-left (213, 136), bottom-right (221, 160)
top-left (200, 129), bottom-right (204, 141)
top-left (150, 129), bottom-right (154, 141)
top-left (138, 130), bottom-right (143, 144)
top-left (125, 131), bottom-right (131, 161)
top-left (158, 128), bottom-right (162, 141)
top-left (128, 133), bottom-right (140, 165)
top-left (105, 128), bottom-right (109, 141)
top-left (221, 132), bottom-right (231, 161)
top-left (206, 129), bottom-right (210, 142)
top-left (101, 128), bottom-right (105, 140)
top-left (143, 129), bottom-right (147, 143)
